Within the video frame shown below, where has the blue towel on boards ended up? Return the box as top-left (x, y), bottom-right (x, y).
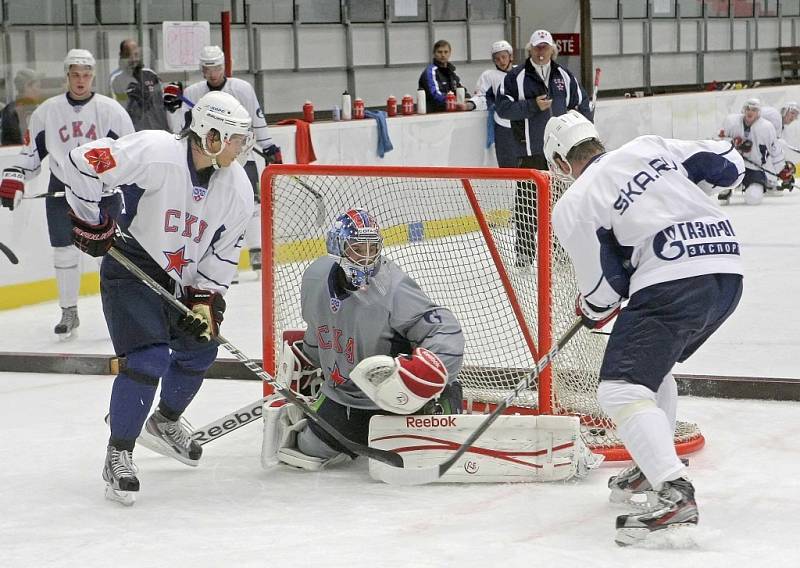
top-left (364, 109), bottom-right (394, 158)
top-left (486, 102), bottom-right (496, 149)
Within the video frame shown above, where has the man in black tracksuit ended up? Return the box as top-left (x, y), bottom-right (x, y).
top-left (418, 39), bottom-right (474, 113)
top-left (496, 29), bottom-right (593, 267)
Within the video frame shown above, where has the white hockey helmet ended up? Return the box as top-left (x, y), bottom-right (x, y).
top-left (64, 49), bottom-right (96, 73)
top-left (782, 101), bottom-right (800, 117)
top-left (742, 98), bottom-right (761, 113)
top-left (543, 110), bottom-right (600, 174)
top-left (190, 91), bottom-right (253, 161)
top-left (199, 45), bottom-right (225, 68)
top-left (491, 40), bottom-right (513, 56)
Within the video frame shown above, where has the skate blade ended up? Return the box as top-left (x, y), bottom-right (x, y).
top-left (56, 329), bottom-right (78, 342)
top-left (615, 523), bottom-right (696, 547)
top-left (137, 430), bottom-right (200, 467)
top-left (105, 484), bottom-right (136, 506)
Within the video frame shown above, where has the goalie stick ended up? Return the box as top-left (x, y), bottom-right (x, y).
top-left (0, 241), bottom-right (19, 264)
top-left (373, 317), bottom-right (584, 486)
top-left (106, 247), bottom-right (404, 467)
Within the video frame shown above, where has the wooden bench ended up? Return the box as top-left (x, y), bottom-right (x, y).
top-left (778, 47), bottom-right (800, 83)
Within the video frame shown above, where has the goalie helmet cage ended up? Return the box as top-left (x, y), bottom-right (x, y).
top-left (260, 164), bottom-right (705, 461)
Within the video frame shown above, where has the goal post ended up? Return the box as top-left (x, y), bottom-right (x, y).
top-left (260, 164), bottom-right (705, 461)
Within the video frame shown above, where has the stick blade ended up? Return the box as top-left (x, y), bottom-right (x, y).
top-left (371, 460), bottom-right (443, 486)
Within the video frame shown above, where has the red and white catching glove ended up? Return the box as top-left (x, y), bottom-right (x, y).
top-left (0, 167), bottom-right (25, 210)
top-left (575, 294), bottom-right (620, 330)
top-left (350, 347), bottom-right (448, 414)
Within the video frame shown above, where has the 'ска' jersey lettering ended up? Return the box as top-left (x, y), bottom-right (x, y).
top-left (64, 131), bottom-right (253, 294)
top-left (12, 93), bottom-right (134, 189)
top-left (552, 136), bottom-right (745, 309)
top-left (300, 255), bottom-right (465, 410)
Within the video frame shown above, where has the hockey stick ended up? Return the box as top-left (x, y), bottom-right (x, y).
top-left (589, 68), bottom-right (601, 112)
top-left (252, 149), bottom-right (327, 227)
top-left (106, 247), bottom-right (404, 467)
top-left (0, 241), bottom-right (19, 264)
top-left (741, 156), bottom-right (799, 191)
top-left (193, 396), bottom-right (266, 445)
top-left (373, 317), bottom-right (585, 486)
top-left (23, 188), bottom-right (121, 200)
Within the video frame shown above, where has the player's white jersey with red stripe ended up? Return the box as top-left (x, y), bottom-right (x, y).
top-left (63, 130), bottom-right (253, 294)
top-left (11, 93), bottom-right (134, 186)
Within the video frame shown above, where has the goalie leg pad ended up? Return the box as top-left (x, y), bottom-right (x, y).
top-left (261, 394), bottom-right (350, 471)
top-left (369, 414), bottom-right (603, 483)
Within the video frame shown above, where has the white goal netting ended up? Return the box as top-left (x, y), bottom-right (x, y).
top-left (261, 165), bottom-right (704, 460)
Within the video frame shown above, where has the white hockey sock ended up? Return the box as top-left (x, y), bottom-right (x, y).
top-left (656, 373), bottom-right (678, 433)
top-left (598, 381), bottom-right (687, 489)
top-left (744, 182), bottom-right (764, 205)
top-left (53, 246), bottom-right (81, 309)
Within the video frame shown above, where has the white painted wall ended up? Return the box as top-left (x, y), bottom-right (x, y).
top-left (4, 84), bottom-right (800, 295)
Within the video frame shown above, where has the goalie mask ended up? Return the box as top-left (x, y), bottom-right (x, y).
top-left (326, 209), bottom-right (383, 289)
top-left (190, 91), bottom-right (254, 166)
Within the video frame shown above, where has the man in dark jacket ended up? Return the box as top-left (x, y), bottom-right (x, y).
top-left (109, 39), bottom-right (170, 132)
top-left (496, 29), bottom-right (593, 267)
top-left (418, 40), bottom-right (474, 113)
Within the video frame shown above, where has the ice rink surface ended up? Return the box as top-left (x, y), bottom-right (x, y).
top-left (1, 188), bottom-right (798, 566)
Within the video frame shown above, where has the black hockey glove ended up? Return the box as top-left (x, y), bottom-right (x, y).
top-left (68, 210), bottom-right (116, 257)
top-left (163, 82), bottom-right (184, 113)
top-left (178, 287), bottom-right (226, 342)
top-left (733, 137), bottom-right (753, 154)
top-left (262, 144), bottom-right (283, 165)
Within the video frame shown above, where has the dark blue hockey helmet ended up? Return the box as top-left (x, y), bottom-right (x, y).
top-left (326, 208), bottom-right (383, 288)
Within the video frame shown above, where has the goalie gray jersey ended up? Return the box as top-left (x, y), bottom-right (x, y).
top-left (300, 255), bottom-right (465, 410)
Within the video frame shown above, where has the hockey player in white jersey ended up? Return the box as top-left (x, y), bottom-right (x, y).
top-left (545, 111), bottom-right (744, 545)
top-left (760, 100), bottom-right (799, 139)
top-left (262, 208), bottom-right (466, 471)
top-left (165, 45), bottom-right (281, 273)
top-left (718, 98), bottom-right (794, 204)
top-left (62, 91), bottom-right (254, 505)
top-left (471, 40), bottom-right (521, 168)
top-left (0, 49), bottom-right (134, 338)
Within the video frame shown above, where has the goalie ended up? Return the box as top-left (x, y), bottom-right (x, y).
top-left (262, 208), bottom-right (465, 471)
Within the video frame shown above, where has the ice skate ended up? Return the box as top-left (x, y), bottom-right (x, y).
top-left (138, 409), bottom-right (202, 466)
top-left (608, 464), bottom-right (658, 508)
top-left (54, 306), bottom-right (79, 340)
top-left (615, 477), bottom-right (698, 546)
top-left (103, 445), bottom-right (139, 506)
top-left (717, 187), bottom-right (732, 205)
top-left (249, 247), bottom-right (262, 272)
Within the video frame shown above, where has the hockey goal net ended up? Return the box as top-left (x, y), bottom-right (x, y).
top-left (260, 164), bottom-right (704, 461)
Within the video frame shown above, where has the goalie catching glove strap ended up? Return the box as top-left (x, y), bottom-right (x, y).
top-left (575, 294), bottom-right (620, 330)
top-left (0, 167), bottom-right (25, 210)
top-left (177, 287), bottom-right (225, 342)
top-left (350, 347), bottom-right (448, 414)
top-left (69, 210), bottom-right (117, 256)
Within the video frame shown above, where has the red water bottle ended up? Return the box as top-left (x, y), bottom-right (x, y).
top-left (353, 98), bottom-right (365, 119)
top-left (445, 91), bottom-right (456, 112)
top-left (302, 101), bottom-right (314, 123)
top-left (386, 95), bottom-right (397, 117)
top-left (401, 94), bottom-right (414, 115)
